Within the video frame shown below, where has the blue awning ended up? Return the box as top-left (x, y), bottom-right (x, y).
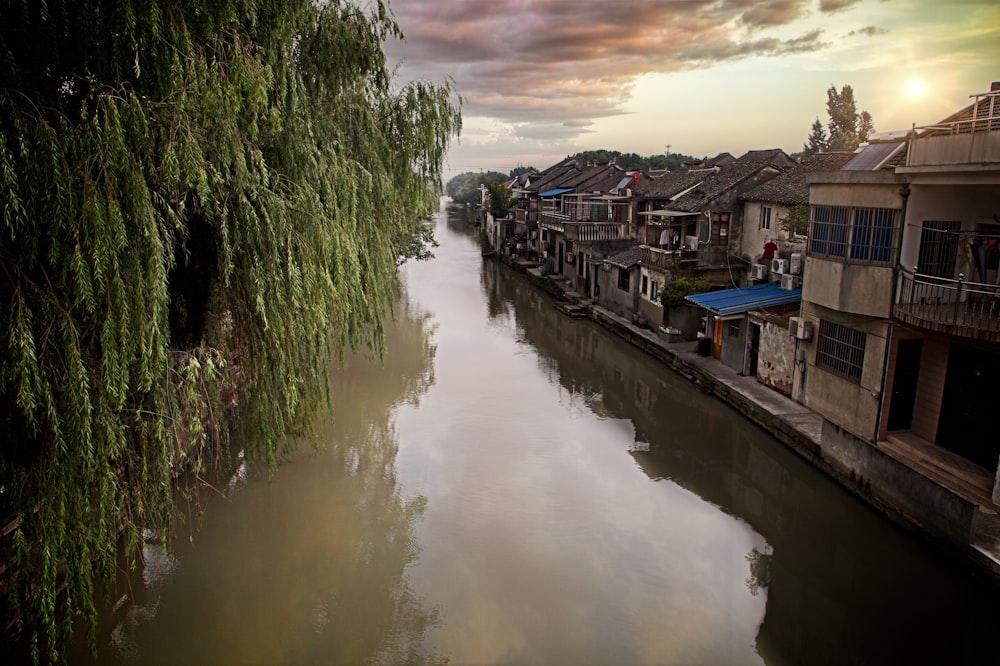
top-left (538, 187), bottom-right (574, 197)
top-left (685, 283), bottom-right (801, 316)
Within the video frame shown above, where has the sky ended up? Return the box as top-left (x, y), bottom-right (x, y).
top-left (382, 0), bottom-right (1000, 184)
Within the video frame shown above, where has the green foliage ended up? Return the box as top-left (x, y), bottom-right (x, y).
top-left (485, 180), bottom-right (515, 220)
top-left (780, 204), bottom-right (810, 237)
top-left (0, 0), bottom-right (460, 660)
top-left (659, 275), bottom-right (710, 310)
top-left (445, 171), bottom-right (507, 205)
top-left (805, 84), bottom-right (874, 154)
top-left (802, 118), bottom-right (829, 158)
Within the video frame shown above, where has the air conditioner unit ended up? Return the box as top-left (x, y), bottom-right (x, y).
top-left (565, 253), bottom-right (575, 263)
top-left (780, 273), bottom-right (796, 291)
top-left (750, 263), bottom-right (766, 280)
top-left (771, 258), bottom-right (788, 274)
top-left (789, 252), bottom-right (802, 275)
top-left (685, 235), bottom-right (699, 250)
top-left (788, 316), bottom-right (801, 336)
top-left (795, 318), bottom-right (812, 340)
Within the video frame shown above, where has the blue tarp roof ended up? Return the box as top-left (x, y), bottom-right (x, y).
top-left (685, 283), bottom-right (801, 316)
top-left (538, 187), bottom-right (574, 197)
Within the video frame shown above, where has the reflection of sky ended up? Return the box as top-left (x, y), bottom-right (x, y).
top-left (394, 209), bottom-right (768, 664)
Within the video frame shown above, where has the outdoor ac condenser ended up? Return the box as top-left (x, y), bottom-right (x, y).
top-left (771, 258), bottom-right (788, 274)
top-left (789, 252), bottom-right (802, 274)
top-left (750, 264), bottom-right (766, 280)
top-left (780, 273), bottom-right (796, 290)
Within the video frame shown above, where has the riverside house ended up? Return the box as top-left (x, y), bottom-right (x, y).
top-left (795, 81), bottom-right (1000, 554)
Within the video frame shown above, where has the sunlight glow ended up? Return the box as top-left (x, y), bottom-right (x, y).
top-left (905, 79), bottom-right (927, 99)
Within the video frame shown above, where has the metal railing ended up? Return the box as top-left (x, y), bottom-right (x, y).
top-left (895, 267), bottom-right (1000, 338)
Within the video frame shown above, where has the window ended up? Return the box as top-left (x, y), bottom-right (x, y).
top-left (650, 280), bottom-right (659, 301)
top-left (816, 320), bottom-right (866, 383)
top-left (850, 208), bottom-right (895, 262)
top-left (917, 221), bottom-right (960, 278)
top-left (711, 212), bottom-right (731, 246)
top-left (760, 206), bottom-right (772, 230)
top-left (808, 205), bottom-right (898, 265)
top-left (641, 275), bottom-right (648, 294)
top-left (728, 321), bottom-right (740, 338)
top-left (617, 267), bottom-right (630, 291)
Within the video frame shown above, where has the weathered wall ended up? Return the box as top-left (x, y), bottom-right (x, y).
top-left (719, 317), bottom-right (748, 371)
top-left (820, 420), bottom-right (976, 548)
top-left (799, 302), bottom-right (889, 443)
top-left (756, 316), bottom-right (795, 395)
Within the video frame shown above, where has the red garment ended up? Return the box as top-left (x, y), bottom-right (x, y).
top-left (761, 242), bottom-right (778, 262)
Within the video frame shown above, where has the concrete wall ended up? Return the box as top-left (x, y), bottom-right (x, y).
top-left (798, 302), bottom-right (889, 443)
top-left (756, 316), bottom-right (795, 395)
top-left (801, 257), bottom-right (895, 318)
top-left (740, 201), bottom-right (807, 263)
top-left (820, 420), bottom-right (977, 548)
top-left (718, 316), bottom-right (748, 371)
top-left (597, 265), bottom-right (638, 319)
top-left (907, 132), bottom-right (1000, 167)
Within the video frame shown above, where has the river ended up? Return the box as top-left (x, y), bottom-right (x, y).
top-left (73, 200), bottom-right (998, 665)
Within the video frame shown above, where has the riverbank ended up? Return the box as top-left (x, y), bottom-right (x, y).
top-left (495, 255), bottom-right (1000, 582)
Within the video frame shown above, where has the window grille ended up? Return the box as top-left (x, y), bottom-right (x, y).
top-left (760, 206), bottom-right (771, 230)
top-left (816, 320), bottom-right (866, 382)
top-left (808, 205), bottom-right (898, 265)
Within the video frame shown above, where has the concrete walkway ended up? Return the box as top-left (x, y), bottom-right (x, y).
top-left (527, 268), bottom-right (1000, 579)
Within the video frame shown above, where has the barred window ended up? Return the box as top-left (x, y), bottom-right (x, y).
top-left (816, 320), bottom-right (866, 383)
top-left (809, 206), bottom-right (849, 257)
top-left (850, 208), bottom-right (895, 262)
top-left (809, 205), bottom-right (898, 265)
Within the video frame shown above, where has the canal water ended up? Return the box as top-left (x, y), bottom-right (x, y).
top-left (75, 201), bottom-right (998, 665)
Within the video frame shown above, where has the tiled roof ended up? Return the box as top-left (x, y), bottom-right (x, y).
top-left (605, 245), bottom-right (646, 269)
top-left (735, 149), bottom-right (796, 168)
top-left (740, 151), bottom-right (855, 205)
top-left (667, 162), bottom-right (780, 212)
top-left (638, 168), bottom-right (710, 199)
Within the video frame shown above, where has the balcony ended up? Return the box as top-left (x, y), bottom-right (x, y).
top-left (895, 268), bottom-right (1000, 342)
top-left (540, 211), bottom-right (628, 241)
top-left (904, 89), bottom-right (1000, 169)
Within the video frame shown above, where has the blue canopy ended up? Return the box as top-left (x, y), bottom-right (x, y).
top-left (538, 187), bottom-right (574, 197)
top-left (685, 283), bottom-right (801, 316)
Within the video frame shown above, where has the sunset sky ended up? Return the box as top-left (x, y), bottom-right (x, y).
top-left (383, 0), bottom-right (1000, 183)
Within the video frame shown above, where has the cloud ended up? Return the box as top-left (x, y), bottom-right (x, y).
top-left (847, 25), bottom-right (890, 37)
top-left (819, 0), bottom-right (861, 11)
top-left (385, 0), bottom-right (828, 136)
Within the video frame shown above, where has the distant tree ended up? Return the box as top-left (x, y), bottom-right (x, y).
top-left (802, 118), bottom-right (829, 158)
top-left (858, 110), bottom-right (875, 143)
top-left (804, 85), bottom-right (874, 154)
top-left (485, 180), bottom-right (515, 220)
top-left (509, 165), bottom-right (535, 178)
top-left (446, 171), bottom-right (507, 205)
top-left (779, 205), bottom-right (811, 237)
top-left (568, 149), bottom-right (697, 172)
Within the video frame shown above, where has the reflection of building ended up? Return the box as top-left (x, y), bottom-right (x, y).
top-left (796, 82), bottom-right (1000, 552)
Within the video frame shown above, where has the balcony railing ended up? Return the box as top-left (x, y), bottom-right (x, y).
top-left (895, 267), bottom-right (1000, 341)
top-left (540, 211), bottom-right (627, 241)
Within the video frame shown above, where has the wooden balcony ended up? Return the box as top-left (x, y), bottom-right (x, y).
top-left (895, 268), bottom-right (1000, 342)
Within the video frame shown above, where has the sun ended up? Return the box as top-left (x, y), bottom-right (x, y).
top-left (905, 79), bottom-right (927, 99)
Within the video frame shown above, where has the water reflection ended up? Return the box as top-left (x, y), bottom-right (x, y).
top-left (77, 297), bottom-right (442, 664)
top-left (476, 240), bottom-right (1000, 665)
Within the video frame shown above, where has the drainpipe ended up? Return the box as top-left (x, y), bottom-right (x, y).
top-left (873, 182), bottom-right (911, 444)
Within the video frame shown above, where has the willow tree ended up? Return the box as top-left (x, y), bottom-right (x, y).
top-left (0, 0), bottom-right (460, 660)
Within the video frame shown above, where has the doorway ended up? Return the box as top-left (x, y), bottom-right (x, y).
top-left (887, 339), bottom-right (922, 431)
top-left (936, 343), bottom-right (1000, 470)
